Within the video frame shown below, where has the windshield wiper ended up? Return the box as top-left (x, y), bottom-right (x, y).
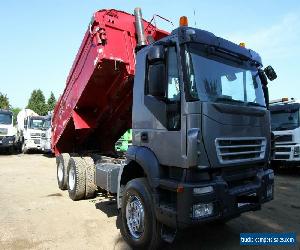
top-left (214, 97), bottom-right (245, 105)
top-left (246, 102), bottom-right (265, 107)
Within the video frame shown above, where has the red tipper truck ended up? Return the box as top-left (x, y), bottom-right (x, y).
top-left (53, 7), bottom-right (277, 249)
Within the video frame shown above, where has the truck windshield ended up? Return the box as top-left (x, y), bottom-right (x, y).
top-left (29, 118), bottom-right (44, 129)
top-left (271, 109), bottom-right (299, 131)
top-left (43, 119), bottom-right (51, 129)
top-left (185, 43), bottom-right (265, 107)
top-left (0, 113), bottom-right (12, 125)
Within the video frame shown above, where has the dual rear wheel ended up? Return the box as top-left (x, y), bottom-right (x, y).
top-left (56, 155), bottom-right (163, 249)
top-left (56, 154), bottom-right (96, 200)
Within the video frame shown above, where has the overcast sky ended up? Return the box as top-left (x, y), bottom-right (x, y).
top-left (0, 0), bottom-right (299, 108)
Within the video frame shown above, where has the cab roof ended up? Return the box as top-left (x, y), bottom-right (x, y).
top-left (171, 26), bottom-right (262, 65)
top-left (0, 109), bottom-right (12, 115)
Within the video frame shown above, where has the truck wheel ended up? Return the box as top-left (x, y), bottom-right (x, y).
top-left (120, 178), bottom-right (162, 249)
top-left (7, 146), bottom-right (14, 154)
top-left (56, 153), bottom-right (70, 190)
top-left (83, 157), bottom-right (97, 199)
top-left (21, 142), bottom-right (28, 154)
top-left (68, 157), bottom-right (86, 201)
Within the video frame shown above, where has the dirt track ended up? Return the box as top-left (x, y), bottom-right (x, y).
top-left (0, 154), bottom-right (299, 250)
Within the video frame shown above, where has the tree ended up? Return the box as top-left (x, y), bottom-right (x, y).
top-left (0, 92), bottom-right (10, 109)
top-left (11, 107), bottom-right (21, 125)
top-left (27, 89), bottom-right (47, 115)
top-left (47, 92), bottom-right (56, 112)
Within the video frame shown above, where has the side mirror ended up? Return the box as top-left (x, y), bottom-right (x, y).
top-left (148, 63), bottom-right (166, 98)
top-left (264, 66), bottom-right (277, 81)
top-left (148, 45), bottom-right (164, 63)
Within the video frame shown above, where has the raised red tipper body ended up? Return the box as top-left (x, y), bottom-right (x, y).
top-left (52, 9), bottom-right (168, 155)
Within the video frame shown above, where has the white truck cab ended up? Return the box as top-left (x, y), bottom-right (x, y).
top-left (0, 109), bottom-right (17, 153)
top-left (17, 109), bottom-right (45, 153)
top-left (270, 98), bottom-right (300, 166)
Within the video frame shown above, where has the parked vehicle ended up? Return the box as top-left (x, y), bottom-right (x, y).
top-left (41, 113), bottom-right (52, 153)
top-left (270, 97), bottom-right (300, 167)
top-left (115, 129), bottom-right (132, 152)
top-left (17, 109), bottom-right (45, 153)
top-left (0, 109), bottom-right (18, 153)
top-left (52, 8), bottom-right (277, 248)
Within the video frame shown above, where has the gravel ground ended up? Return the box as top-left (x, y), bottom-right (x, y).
top-left (0, 154), bottom-right (299, 250)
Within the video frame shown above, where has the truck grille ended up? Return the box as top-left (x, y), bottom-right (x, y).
top-left (30, 133), bottom-right (41, 139)
top-left (275, 147), bottom-right (291, 152)
top-left (215, 137), bottom-right (266, 164)
top-left (275, 135), bottom-right (292, 143)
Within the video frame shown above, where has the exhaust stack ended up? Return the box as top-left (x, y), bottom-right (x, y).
top-left (134, 7), bottom-right (147, 46)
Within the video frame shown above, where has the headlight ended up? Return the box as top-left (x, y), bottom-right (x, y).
top-left (5, 136), bottom-right (15, 143)
top-left (191, 202), bottom-right (213, 218)
top-left (0, 128), bottom-right (8, 135)
top-left (268, 172), bottom-right (274, 180)
top-left (294, 146), bottom-right (300, 156)
top-left (41, 133), bottom-right (46, 138)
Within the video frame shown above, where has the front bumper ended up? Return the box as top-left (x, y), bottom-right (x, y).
top-left (0, 136), bottom-right (15, 148)
top-left (25, 138), bottom-right (42, 150)
top-left (41, 139), bottom-right (51, 152)
top-left (156, 168), bottom-right (274, 229)
top-left (273, 143), bottom-right (300, 162)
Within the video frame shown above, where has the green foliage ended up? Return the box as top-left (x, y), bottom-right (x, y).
top-left (11, 107), bottom-right (21, 125)
top-left (0, 92), bottom-right (10, 110)
top-left (27, 89), bottom-right (47, 115)
top-left (47, 92), bottom-right (56, 112)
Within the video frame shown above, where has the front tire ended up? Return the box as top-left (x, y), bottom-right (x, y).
top-left (120, 178), bottom-right (162, 250)
top-left (7, 146), bottom-right (14, 154)
top-left (56, 153), bottom-right (70, 190)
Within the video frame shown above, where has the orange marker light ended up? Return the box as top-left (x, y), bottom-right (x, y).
top-left (239, 42), bottom-right (246, 48)
top-left (282, 97), bottom-right (289, 102)
top-left (179, 16), bottom-right (188, 27)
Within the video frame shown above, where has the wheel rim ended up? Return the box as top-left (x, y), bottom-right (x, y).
top-left (126, 195), bottom-right (145, 239)
top-left (69, 167), bottom-right (75, 190)
top-left (57, 163), bottom-right (63, 182)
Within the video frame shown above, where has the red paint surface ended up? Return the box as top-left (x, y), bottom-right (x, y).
top-left (52, 9), bottom-right (168, 155)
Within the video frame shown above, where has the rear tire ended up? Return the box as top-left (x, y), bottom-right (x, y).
top-left (68, 157), bottom-right (86, 201)
top-left (7, 146), bottom-right (14, 154)
top-left (56, 153), bottom-right (70, 190)
top-left (120, 178), bottom-right (162, 250)
top-left (82, 157), bottom-right (97, 199)
top-left (21, 142), bottom-right (28, 154)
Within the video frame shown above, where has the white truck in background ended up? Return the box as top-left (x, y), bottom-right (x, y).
top-left (0, 109), bottom-right (18, 153)
top-left (270, 97), bottom-right (300, 167)
top-left (41, 113), bottom-right (52, 153)
top-left (17, 109), bottom-right (45, 153)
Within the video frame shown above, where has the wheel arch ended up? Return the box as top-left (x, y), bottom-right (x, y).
top-left (117, 146), bottom-right (161, 208)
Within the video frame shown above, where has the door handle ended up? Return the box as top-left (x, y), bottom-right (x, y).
top-left (141, 132), bottom-right (148, 143)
